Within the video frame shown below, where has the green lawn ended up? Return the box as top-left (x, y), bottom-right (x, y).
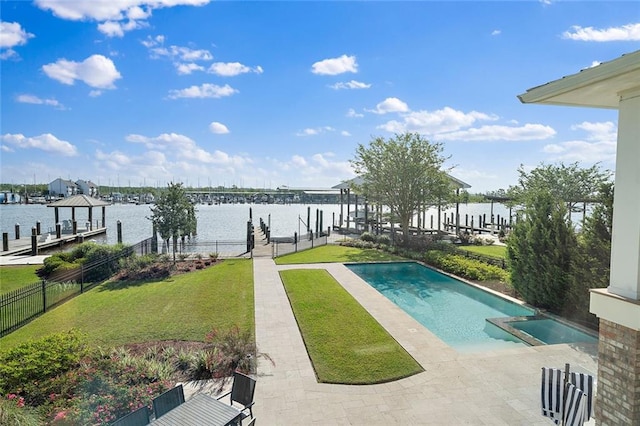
top-left (275, 244), bottom-right (404, 265)
top-left (458, 244), bottom-right (507, 259)
top-left (0, 265), bottom-right (41, 295)
top-left (280, 269), bottom-right (423, 384)
top-left (0, 259), bottom-right (254, 351)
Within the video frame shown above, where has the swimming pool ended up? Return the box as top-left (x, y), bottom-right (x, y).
top-left (347, 262), bottom-right (536, 352)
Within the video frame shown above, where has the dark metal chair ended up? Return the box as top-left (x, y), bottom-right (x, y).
top-left (110, 405), bottom-right (150, 426)
top-left (217, 371), bottom-right (256, 419)
top-left (152, 384), bottom-right (185, 419)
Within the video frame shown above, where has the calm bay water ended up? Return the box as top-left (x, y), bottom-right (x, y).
top-left (0, 202), bottom-right (514, 246)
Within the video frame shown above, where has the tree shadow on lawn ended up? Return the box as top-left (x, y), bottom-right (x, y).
top-left (98, 276), bottom-right (177, 291)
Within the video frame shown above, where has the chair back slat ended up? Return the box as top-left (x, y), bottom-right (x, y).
top-left (231, 371), bottom-right (256, 407)
top-left (110, 406), bottom-right (150, 426)
top-left (152, 385), bottom-right (185, 419)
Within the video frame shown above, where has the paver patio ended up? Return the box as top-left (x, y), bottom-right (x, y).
top-left (252, 257), bottom-right (597, 425)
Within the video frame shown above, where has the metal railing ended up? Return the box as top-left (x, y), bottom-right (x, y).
top-left (0, 237), bottom-right (155, 337)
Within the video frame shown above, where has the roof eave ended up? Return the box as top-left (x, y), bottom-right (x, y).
top-left (518, 50), bottom-right (640, 108)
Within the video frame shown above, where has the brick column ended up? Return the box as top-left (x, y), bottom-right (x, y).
top-left (595, 319), bottom-right (640, 425)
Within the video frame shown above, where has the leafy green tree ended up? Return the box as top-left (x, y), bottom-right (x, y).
top-left (507, 190), bottom-right (577, 312)
top-left (350, 133), bottom-right (450, 243)
top-left (569, 182), bottom-right (613, 324)
top-left (149, 182), bottom-right (197, 261)
top-left (506, 162), bottom-right (611, 217)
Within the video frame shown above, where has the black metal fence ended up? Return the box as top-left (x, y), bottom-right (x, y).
top-left (0, 237), bottom-right (156, 337)
top-left (272, 235), bottom-right (328, 258)
top-left (158, 239), bottom-right (251, 258)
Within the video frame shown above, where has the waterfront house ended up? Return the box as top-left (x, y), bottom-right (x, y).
top-left (48, 178), bottom-right (77, 198)
top-left (75, 179), bottom-right (99, 198)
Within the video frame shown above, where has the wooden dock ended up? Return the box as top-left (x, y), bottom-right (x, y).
top-left (1, 227), bottom-right (107, 256)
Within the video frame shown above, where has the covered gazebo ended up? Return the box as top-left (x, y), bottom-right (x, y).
top-left (519, 50), bottom-right (640, 425)
top-left (334, 173), bottom-right (471, 234)
top-left (47, 194), bottom-right (109, 234)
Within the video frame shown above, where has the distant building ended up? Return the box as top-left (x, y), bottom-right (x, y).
top-left (76, 179), bottom-right (99, 198)
top-left (48, 178), bottom-right (77, 198)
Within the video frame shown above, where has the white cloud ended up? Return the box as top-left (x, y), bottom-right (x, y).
top-left (89, 90), bottom-right (103, 97)
top-left (1, 133), bottom-right (78, 156)
top-left (98, 19), bottom-right (148, 38)
top-left (16, 94), bottom-right (63, 108)
top-left (176, 62), bottom-right (204, 75)
top-left (377, 106), bottom-right (497, 134)
top-left (0, 21), bottom-right (34, 59)
top-left (295, 126), bottom-right (335, 136)
top-left (437, 123), bottom-right (556, 141)
top-left (368, 97), bottom-right (410, 114)
top-left (341, 131), bottom-right (351, 136)
top-left (150, 45), bottom-right (213, 61)
top-left (491, 30), bottom-right (501, 36)
top-left (0, 21), bottom-right (34, 48)
top-left (329, 80), bottom-right (371, 90)
top-left (571, 121), bottom-right (616, 142)
top-left (543, 120), bottom-right (617, 163)
top-left (209, 122), bottom-right (230, 134)
top-left (346, 108), bottom-right (364, 118)
top-left (311, 54), bottom-right (358, 75)
top-left (208, 62), bottom-right (263, 76)
top-left (125, 132), bottom-right (249, 166)
top-left (35, 0), bottom-right (209, 37)
top-left (168, 83), bottom-right (238, 99)
top-left (562, 23), bottom-right (640, 41)
top-left (42, 54), bottom-right (122, 89)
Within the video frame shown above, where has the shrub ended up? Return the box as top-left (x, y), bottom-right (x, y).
top-left (360, 232), bottom-right (376, 242)
top-left (0, 330), bottom-right (89, 404)
top-left (208, 252), bottom-right (219, 260)
top-left (0, 396), bottom-right (42, 426)
top-left (376, 234), bottom-right (391, 246)
top-left (423, 251), bottom-right (509, 282)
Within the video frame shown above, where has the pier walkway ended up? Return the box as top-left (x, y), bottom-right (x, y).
top-left (1, 227), bottom-right (107, 257)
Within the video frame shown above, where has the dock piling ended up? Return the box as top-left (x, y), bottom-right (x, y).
top-left (3, 233), bottom-right (8, 251)
top-left (15, 223), bottom-right (20, 240)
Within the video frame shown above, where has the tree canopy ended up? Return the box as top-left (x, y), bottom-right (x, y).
top-left (148, 182), bottom-right (197, 260)
top-left (350, 133), bottom-right (451, 241)
top-left (506, 162), bottom-right (611, 213)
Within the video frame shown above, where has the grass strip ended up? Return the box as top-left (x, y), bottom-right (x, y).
top-left (275, 244), bottom-right (403, 265)
top-left (458, 245), bottom-right (506, 259)
top-left (0, 259), bottom-right (254, 351)
top-left (280, 268), bottom-right (423, 384)
top-left (0, 265), bottom-right (41, 295)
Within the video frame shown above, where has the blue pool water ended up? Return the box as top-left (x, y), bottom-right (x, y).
top-left (347, 262), bottom-right (536, 352)
top-left (509, 319), bottom-right (598, 345)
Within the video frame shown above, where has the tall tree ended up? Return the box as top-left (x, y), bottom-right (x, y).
top-left (507, 190), bottom-right (577, 312)
top-left (148, 182), bottom-right (197, 261)
top-left (350, 133), bottom-right (451, 242)
top-left (569, 182), bottom-right (614, 324)
top-left (507, 162), bottom-right (611, 216)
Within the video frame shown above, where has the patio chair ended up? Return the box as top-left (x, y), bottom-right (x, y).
top-left (217, 371), bottom-right (256, 419)
top-left (110, 406), bottom-right (150, 426)
top-left (152, 384), bottom-right (185, 419)
top-left (245, 417), bottom-right (256, 426)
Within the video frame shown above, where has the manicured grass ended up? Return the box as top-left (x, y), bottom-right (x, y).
top-left (0, 259), bottom-right (254, 351)
top-left (458, 244), bottom-right (507, 259)
top-left (275, 244), bottom-right (404, 265)
top-left (0, 265), bottom-right (41, 295)
top-left (280, 269), bottom-right (423, 384)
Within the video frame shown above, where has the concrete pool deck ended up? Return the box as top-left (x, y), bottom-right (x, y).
top-left (252, 258), bottom-right (597, 425)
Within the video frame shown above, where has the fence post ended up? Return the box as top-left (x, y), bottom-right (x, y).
top-left (42, 280), bottom-right (47, 312)
top-left (81, 264), bottom-right (84, 293)
top-left (117, 220), bottom-right (122, 244)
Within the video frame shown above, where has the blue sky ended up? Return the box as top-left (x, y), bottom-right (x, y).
top-left (1, 1), bottom-right (638, 193)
